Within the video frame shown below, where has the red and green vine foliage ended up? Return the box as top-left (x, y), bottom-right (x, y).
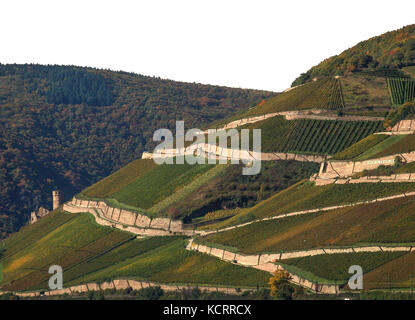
top-left (387, 78), bottom-right (415, 105)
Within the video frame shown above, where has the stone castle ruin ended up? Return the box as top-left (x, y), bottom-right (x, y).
top-left (30, 207), bottom-right (50, 224)
top-left (30, 190), bottom-right (61, 224)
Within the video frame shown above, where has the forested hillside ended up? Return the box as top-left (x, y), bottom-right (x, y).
top-left (293, 24), bottom-right (415, 85)
top-left (0, 64), bottom-right (273, 236)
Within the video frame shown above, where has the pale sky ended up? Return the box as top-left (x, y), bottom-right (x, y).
top-left (1, 0), bottom-right (414, 92)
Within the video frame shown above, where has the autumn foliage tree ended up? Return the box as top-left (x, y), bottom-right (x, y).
top-left (269, 269), bottom-right (294, 300)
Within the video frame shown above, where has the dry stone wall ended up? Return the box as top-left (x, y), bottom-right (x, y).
top-left (318, 152), bottom-right (415, 179)
top-left (188, 239), bottom-right (413, 294)
top-left (188, 240), bottom-right (413, 265)
top-left (314, 173), bottom-right (415, 185)
top-left (63, 197), bottom-right (195, 236)
top-left (142, 142), bottom-right (326, 163)
top-left (197, 191), bottom-right (415, 238)
top-left (390, 119), bottom-right (415, 133)
top-left (2, 279), bottom-right (249, 298)
top-left (186, 240), bottom-right (340, 294)
top-left (142, 110), bottom-right (382, 162)
top-left (208, 109), bottom-right (381, 133)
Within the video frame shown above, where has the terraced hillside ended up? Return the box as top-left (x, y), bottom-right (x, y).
top-left (244, 77), bottom-right (344, 116)
top-left (197, 180), bottom-right (415, 230)
top-left (4, 25), bottom-right (415, 297)
top-left (280, 252), bottom-right (408, 288)
top-left (332, 133), bottom-right (415, 161)
top-left (0, 64), bottom-right (274, 237)
top-left (0, 209), bottom-right (270, 292)
top-left (198, 195), bottom-right (415, 253)
top-left (193, 194), bottom-right (415, 290)
top-left (240, 116), bottom-right (382, 155)
top-left (80, 159), bottom-right (319, 222)
top-left (245, 70), bottom-right (413, 118)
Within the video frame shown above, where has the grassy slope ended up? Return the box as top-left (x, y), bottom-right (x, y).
top-left (340, 75), bottom-right (391, 109)
top-left (82, 159), bottom-right (157, 198)
top-left (198, 196), bottom-right (415, 254)
top-left (1, 209), bottom-right (78, 259)
top-left (109, 163), bottom-right (214, 210)
top-left (354, 135), bottom-right (406, 160)
top-left (332, 134), bottom-right (389, 160)
top-left (332, 134), bottom-right (415, 161)
top-left (281, 252), bottom-right (405, 288)
top-left (360, 134), bottom-right (415, 159)
top-left (244, 77), bottom-right (343, 116)
top-left (203, 180), bottom-right (415, 230)
top-left (0, 210), bottom-right (269, 291)
top-left (0, 211), bottom-right (132, 290)
top-left (244, 73), bottom-right (397, 117)
top-left (70, 238), bottom-right (269, 288)
top-left (281, 252), bottom-right (406, 282)
top-left (364, 251), bottom-right (415, 289)
top-left (149, 164), bottom-right (229, 214)
top-left (80, 158), bottom-right (319, 221)
top-left (158, 161), bottom-right (319, 220)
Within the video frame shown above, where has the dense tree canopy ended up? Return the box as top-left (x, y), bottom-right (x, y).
top-left (292, 24), bottom-right (415, 86)
top-left (0, 64), bottom-right (273, 237)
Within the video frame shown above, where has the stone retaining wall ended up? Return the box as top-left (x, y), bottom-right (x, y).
top-left (142, 142), bottom-right (326, 163)
top-left (188, 240), bottom-right (413, 294)
top-left (188, 240), bottom-right (413, 266)
top-left (142, 110), bottom-right (384, 162)
top-left (390, 119), bottom-right (415, 132)
top-left (198, 191), bottom-right (415, 237)
top-left (207, 109), bottom-right (381, 133)
top-left (63, 197), bottom-right (195, 236)
top-left (314, 173), bottom-right (415, 185)
top-left (186, 240), bottom-right (341, 294)
top-left (3, 279), bottom-right (248, 298)
top-left (318, 152), bottom-right (415, 179)
top-left (66, 190), bottom-right (415, 240)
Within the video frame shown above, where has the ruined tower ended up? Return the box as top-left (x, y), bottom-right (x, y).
top-left (52, 190), bottom-right (61, 210)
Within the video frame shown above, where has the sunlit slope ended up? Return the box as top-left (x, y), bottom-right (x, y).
top-left (280, 251), bottom-right (408, 288)
top-left (244, 77), bottom-right (344, 116)
top-left (0, 209), bottom-right (270, 291)
top-left (200, 180), bottom-right (415, 230)
top-left (197, 195), bottom-right (415, 253)
top-left (332, 133), bottom-right (415, 161)
top-left (79, 159), bottom-right (319, 222)
top-left (243, 72), bottom-right (413, 118)
top-left (243, 74), bottom-right (394, 117)
top-left (239, 116), bottom-right (382, 155)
